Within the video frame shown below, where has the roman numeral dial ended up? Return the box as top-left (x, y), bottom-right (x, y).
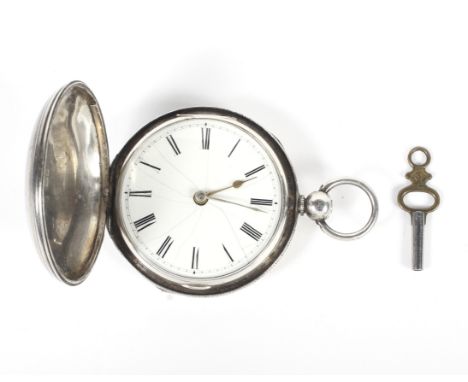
top-left (134, 213), bottom-right (156, 232)
top-left (127, 190), bottom-right (152, 197)
top-left (140, 161), bottom-right (161, 171)
top-left (222, 244), bottom-right (234, 262)
top-left (228, 139), bottom-right (240, 157)
top-left (120, 116), bottom-right (283, 281)
top-left (201, 127), bottom-right (211, 150)
top-left (157, 236), bottom-right (174, 258)
top-left (240, 222), bottom-right (263, 241)
top-left (245, 165), bottom-right (265, 178)
top-left (250, 198), bottom-right (273, 206)
top-left (166, 134), bottom-right (181, 155)
top-left (192, 247), bottom-right (199, 270)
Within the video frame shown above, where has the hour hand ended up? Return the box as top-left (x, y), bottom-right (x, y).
top-left (206, 177), bottom-right (257, 197)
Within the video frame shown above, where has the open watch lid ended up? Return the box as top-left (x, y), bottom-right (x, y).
top-left (29, 81), bottom-right (109, 285)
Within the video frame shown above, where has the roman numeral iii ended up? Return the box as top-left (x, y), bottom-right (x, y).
top-left (201, 127), bottom-right (211, 150)
top-left (166, 134), bottom-right (181, 155)
top-left (250, 198), bottom-right (273, 206)
top-left (240, 222), bottom-right (262, 241)
top-left (133, 213), bottom-right (156, 232)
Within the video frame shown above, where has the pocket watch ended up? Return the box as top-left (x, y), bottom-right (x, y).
top-left (29, 81), bottom-right (378, 295)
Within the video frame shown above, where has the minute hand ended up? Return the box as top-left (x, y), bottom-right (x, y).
top-left (206, 177), bottom-right (257, 197)
top-left (208, 196), bottom-right (267, 213)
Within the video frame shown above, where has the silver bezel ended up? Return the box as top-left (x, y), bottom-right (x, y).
top-left (108, 108), bottom-right (299, 295)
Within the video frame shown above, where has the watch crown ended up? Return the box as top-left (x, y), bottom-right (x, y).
top-left (304, 191), bottom-right (333, 221)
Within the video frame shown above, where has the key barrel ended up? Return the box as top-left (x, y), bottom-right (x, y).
top-left (411, 211), bottom-right (426, 271)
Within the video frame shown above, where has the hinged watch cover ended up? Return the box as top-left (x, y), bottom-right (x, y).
top-left (29, 81), bottom-right (109, 285)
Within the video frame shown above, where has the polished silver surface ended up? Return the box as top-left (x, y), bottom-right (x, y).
top-left (314, 179), bottom-right (379, 240)
top-left (29, 81), bottom-right (109, 285)
top-left (304, 191), bottom-right (332, 221)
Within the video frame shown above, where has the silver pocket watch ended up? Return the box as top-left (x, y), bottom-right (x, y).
top-left (29, 81), bottom-right (378, 295)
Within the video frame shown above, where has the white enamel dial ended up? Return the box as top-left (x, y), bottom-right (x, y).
top-left (115, 112), bottom-right (291, 286)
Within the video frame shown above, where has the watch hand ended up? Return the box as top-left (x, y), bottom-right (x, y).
top-left (207, 195), bottom-right (267, 213)
top-left (206, 177), bottom-right (257, 197)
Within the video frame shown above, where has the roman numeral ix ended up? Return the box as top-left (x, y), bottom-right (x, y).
top-left (240, 222), bottom-right (262, 241)
top-left (250, 198), bottom-right (273, 206)
top-left (156, 236), bottom-right (174, 258)
top-left (245, 165), bottom-right (265, 178)
top-left (201, 127), bottom-right (211, 150)
top-left (166, 134), bottom-right (181, 155)
top-left (133, 213), bottom-right (156, 232)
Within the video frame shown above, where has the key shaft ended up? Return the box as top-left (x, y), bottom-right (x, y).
top-left (411, 211), bottom-right (426, 271)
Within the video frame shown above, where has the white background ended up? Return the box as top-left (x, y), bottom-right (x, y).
top-left (1, 0), bottom-right (468, 375)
